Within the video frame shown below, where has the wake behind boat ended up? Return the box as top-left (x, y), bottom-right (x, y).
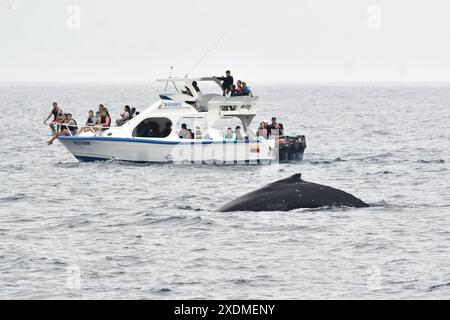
top-left (52, 76), bottom-right (306, 164)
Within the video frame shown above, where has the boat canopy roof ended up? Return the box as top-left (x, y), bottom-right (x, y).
top-left (156, 76), bottom-right (222, 84)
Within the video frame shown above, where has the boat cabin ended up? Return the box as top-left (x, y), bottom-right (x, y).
top-left (120, 77), bottom-right (259, 141)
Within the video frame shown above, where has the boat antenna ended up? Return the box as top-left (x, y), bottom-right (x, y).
top-left (164, 66), bottom-right (173, 93)
top-left (185, 33), bottom-right (226, 78)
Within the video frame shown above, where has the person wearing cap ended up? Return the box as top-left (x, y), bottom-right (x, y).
top-left (216, 70), bottom-right (234, 96)
top-left (242, 81), bottom-right (253, 97)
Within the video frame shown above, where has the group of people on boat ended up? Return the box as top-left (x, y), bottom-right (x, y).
top-left (45, 103), bottom-right (141, 144)
top-left (115, 105), bottom-right (140, 126)
top-left (177, 123), bottom-right (194, 139)
top-left (175, 117), bottom-right (284, 141)
top-left (180, 70), bottom-right (253, 99)
top-left (180, 70), bottom-right (253, 98)
top-left (45, 102), bottom-right (78, 145)
top-left (222, 117), bottom-right (285, 141)
top-left (216, 70), bottom-right (253, 97)
top-left (77, 104), bottom-right (112, 135)
top-left (257, 117), bottom-right (285, 139)
top-left (223, 126), bottom-right (245, 140)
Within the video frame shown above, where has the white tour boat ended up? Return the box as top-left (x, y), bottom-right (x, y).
top-left (57, 76), bottom-right (306, 164)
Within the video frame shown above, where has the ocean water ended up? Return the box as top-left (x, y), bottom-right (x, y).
top-left (0, 82), bottom-right (449, 299)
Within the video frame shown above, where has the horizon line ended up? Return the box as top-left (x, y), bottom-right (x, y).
top-left (1, 80), bottom-right (450, 85)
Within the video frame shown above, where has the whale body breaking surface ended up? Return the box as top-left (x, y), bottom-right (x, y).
top-left (218, 173), bottom-right (369, 212)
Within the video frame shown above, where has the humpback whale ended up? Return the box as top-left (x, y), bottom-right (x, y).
top-left (218, 173), bottom-right (369, 212)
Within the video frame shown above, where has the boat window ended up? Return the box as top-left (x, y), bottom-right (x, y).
top-left (212, 117), bottom-right (250, 139)
top-left (175, 117), bottom-right (207, 140)
top-left (193, 81), bottom-right (223, 95)
top-left (133, 117), bottom-right (172, 138)
top-left (213, 117), bottom-right (243, 132)
top-left (159, 80), bottom-right (223, 96)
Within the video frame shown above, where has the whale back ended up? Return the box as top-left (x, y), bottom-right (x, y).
top-left (218, 173), bottom-right (368, 212)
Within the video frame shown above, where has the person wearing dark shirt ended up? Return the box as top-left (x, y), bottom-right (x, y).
top-left (130, 107), bottom-right (136, 118)
top-left (181, 86), bottom-right (193, 96)
top-left (216, 70), bottom-right (234, 96)
top-left (44, 102), bottom-right (63, 133)
top-left (192, 81), bottom-right (201, 92)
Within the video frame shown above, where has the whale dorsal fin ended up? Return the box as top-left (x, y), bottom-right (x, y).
top-left (273, 173), bottom-right (303, 185)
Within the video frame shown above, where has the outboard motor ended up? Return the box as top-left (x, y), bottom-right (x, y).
top-left (276, 135), bottom-right (307, 162)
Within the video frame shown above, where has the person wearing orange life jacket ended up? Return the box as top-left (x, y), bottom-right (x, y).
top-left (257, 121), bottom-right (269, 139)
top-left (269, 117), bottom-right (284, 137)
top-left (93, 107), bottom-right (111, 134)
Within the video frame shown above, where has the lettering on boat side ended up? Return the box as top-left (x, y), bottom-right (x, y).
top-left (73, 141), bottom-right (91, 145)
top-left (160, 102), bottom-right (185, 109)
top-left (221, 104), bottom-right (252, 111)
top-left (221, 105), bottom-right (237, 111)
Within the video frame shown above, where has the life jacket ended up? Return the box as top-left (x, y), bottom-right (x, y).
top-left (101, 115), bottom-right (111, 127)
top-left (258, 128), bottom-right (268, 139)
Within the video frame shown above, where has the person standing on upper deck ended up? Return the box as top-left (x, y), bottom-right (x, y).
top-left (216, 70), bottom-right (234, 96)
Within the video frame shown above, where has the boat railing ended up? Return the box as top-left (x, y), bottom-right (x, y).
top-left (47, 121), bottom-right (115, 136)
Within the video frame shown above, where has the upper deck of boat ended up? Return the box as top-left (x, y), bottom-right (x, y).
top-left (154, 76), bottom-right (258, 114)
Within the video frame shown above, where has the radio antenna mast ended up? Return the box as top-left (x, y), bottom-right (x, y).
top-left (185, 33), bottom-right (226, 78)
top-left (164, 66), bottom-right (173, 93)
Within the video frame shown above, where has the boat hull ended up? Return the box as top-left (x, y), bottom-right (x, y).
top-left (58, 136), bottom-right (277, 164)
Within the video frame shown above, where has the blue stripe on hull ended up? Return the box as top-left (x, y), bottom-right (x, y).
top-left (59, 136), bottom-right (260, 145)
top-left (74, 155), bottom-right (111, 162)
top-left (73, 155), bottom-right (272, 165)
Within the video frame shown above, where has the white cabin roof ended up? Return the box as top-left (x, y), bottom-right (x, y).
top-left (156, 76), bottom-right (221, 83)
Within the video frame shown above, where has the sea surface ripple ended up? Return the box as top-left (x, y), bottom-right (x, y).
top-left (0, 83), bottom-right (449, 299)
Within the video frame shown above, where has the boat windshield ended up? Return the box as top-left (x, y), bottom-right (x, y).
top-left (158, 77), bottom-right (223, 98)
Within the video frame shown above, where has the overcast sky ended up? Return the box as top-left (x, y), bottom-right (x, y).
top-left (1, 0), bottom-right (450, 82)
